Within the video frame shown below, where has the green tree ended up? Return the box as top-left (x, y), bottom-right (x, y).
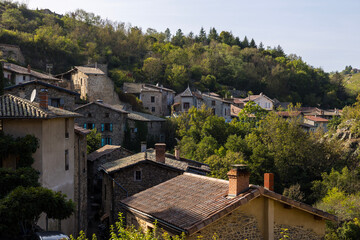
top-left (87, 128), bottom-right (101, 154)
top-left (142, 57), bottom-right (163, 82)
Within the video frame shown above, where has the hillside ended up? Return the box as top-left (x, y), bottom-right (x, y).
top-left (344, 72), bottom-right (360, 96)
top-left (0, 1), bottom-right (352, 108)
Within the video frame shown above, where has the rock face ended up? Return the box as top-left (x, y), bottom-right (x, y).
top-left (330, 119), bottom-right (360, 159)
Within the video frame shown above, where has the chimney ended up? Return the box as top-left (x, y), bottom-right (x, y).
top-left (227, 164), bottom-right (250, 197)
top-left (141, 141), bottom-right (147, 152)
top-left (39, 89), bottom-right (48, 109)
top-left (95, 62), bottom-right (98, 69)
top-left (264, 173), bottom-right (274, 191)
top-left (27, 64), bottom-right (31, 73)
top-left (155, 143), bottom-right (166, 163)
top-left (174, 146), bottom-right (180, 160)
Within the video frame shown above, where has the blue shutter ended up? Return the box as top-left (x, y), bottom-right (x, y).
top-left (92, 123), bottom-right (95, 129)
top-left (83, 123), bottom-right (87, 129)
top-left (101, 138), bottom-right (105, 146)
top-left (101, 123), bottom-right (104, 132)
top-left (60, 98), bottom-right (64, 106)
top-left (110, 124), bottom-right (113, 132)
top-left (109, 138), bottom-right (112, 145)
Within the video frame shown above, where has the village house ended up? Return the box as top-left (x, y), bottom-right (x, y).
top-left (120, 165), bottom-right (337, 240)
top-left (303, 116), bottom-right (329, 132)
top-left (0, 93), bottom-right (87, 236)
top-left (0, 44), bottom-right (25, 64)
top-left (99, 144), bottom-right (210, 224)
top-left (2, 62), bottom-right (61, 85)
top-left (300, 107), bottom-right (342, 120)
top-left (173, 87), bottom-right (231, 121)
top-left (74, 101), bottom-right (128, 146)
top-left (123, 82), bottom-right (175, 116)
top-left (56, 65), bottom-right (120, 104)
top-left (237, 93), bottom-right (274, 111)
top-left (126, 110), bottom-right (167, 144)
top-left (4, 80), bottom-right (80, 111)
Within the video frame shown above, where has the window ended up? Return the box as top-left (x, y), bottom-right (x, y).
top-left (23, 76), bottom-right (26, 81)
top-left (151, 107), bottom-right (155, 112)
top-left (87, 113), bottom-right (92, 117)
top-left (50, 98), bottom-right (60, 107)
top-left (183, 102), bottom-right (190, 110)
top-left (102, 137), bottom-right (112, 146)
top-left (101, 123), bottom-right (113, 132)
top-left (212, 108), bottom-right (216, 115)
top-left (86, 123), bottom-right (95, 129)
top-left (211, 100), bottom-right (216, 106)
top-left (105, 113), bottom-right (110, 118)
top-left (134, 170), bottom-right (142, 181)
top-left (65, 118), bottom-right (69, 138)
top-left (65, 150), bottom-right (69, 170)
top-left (151, 96), bottom-right (155, 103)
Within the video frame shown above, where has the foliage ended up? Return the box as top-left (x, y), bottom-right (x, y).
top-left (0, 1), bottom-right (351, 108)
top-left (282, 183), bottom-right (305, 202)
top-left (86, 128), bottom-right (101, 154)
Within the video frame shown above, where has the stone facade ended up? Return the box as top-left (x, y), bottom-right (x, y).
top-left (102, 162), bottom-right (182, 223)
top-left (0, 44), bottom-right (25, 64)
top-left (201, 93), bottom-right (232, 122)
top-left (127, 119), bottom-right (165, 143)
top-left (75, 102), bottom-right (128, 146)
top-left (71, 67), bottom-right (120, 105)
top-left (274, 224), bottom-right (322, 240)
top-left (74, 127), bottom-right (90, 235)
top-left (4, 81), bottom-right (79, 111)
top-left (188, 209), bottom-right (263, 240)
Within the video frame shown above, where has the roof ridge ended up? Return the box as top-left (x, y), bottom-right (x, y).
top-left (183, 172), bottom-right (228, 184)
top-left (4, 94), bottom-right (48, 117)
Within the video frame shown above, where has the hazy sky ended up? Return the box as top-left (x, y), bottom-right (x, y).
top-left (26, 0), bottom-right (360, 72)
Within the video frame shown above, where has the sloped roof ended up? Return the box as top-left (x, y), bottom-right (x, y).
top-left (3, 63), bottom-right (60, 81)
top-left (305, 116), bottom-right (329, 122)
top-left (74, 124), bottom-right (91, 135)
top-left (88, 145), bottom-right (133, 162)
top-left (231, 104), bottom-right (242, 117)
top-left (179, 86), bottom-right (193, 97)
top-left (123, 83), bottom-right (175, 94)
top-left (127, 110), bottom-right (166, 122)
top-left (277, 111), bottom-right (302, 117)
top-left (75, 102), bottom-right (128, 114)
top-left (75, 66), bottom-right (105, 75)
top-left (121, 173), bottom-right (337, 235)
top-left (0, 94), bottom-right (81, 119)
top-left (4, 80), bottom-right (80, 96)
top-left (240, 93), bottom-right (274, 103)
top-left (101, 149), bottom-right (209, 174)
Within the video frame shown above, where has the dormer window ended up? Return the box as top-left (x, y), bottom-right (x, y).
top-left (134, 170), bottom-right (142, 181)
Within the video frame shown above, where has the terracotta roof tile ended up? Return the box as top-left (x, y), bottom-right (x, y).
top-left (88, 145), bottom-right (132, 161)
top-left (305, 116), bottom-right (329, 122)
top-left (121, 174), bottom-right (337, 234)
top-left (0, 94), bottom-right (81, 119)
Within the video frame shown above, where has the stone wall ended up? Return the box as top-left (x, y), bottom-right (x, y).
top-left (0, 44), bottom-right (25, 64)
top-left (141, 90), bottom-right (163, 116)
top-left (5, 83), bottom-right (78, 111)
top-left (75, 103), bottom-right (127, 146)
top-left (127, 119), bottom-right (165, 143)
top-left (188, 208), bottom-right (263, 240)
top-left (87, 75), bottom-right (120, 105)
top-left (74, 131), bottom-right (88, 234)
top-left (274, 224), bottom-right (322, 240)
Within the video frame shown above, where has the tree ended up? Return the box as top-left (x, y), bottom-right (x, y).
top-left (86, 128), bottom-right (101, 154)
top-left (142, 57), bottom-right (163, 82)
top-left (208, 27), bottom-right (218, 41)
top-left (164, 28), bottom-right (171, 42)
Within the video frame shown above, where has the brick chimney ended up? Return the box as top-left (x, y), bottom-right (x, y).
top-left (174, 146), bottom-right (180, 160)
top-left (39, 89), bottom-right (48, 109)
top-left (155, 143), bottom-right (166, 163)
top-left (264, 173), bottom-right (274, 191)
top-left (27, 64), bottom-right (31, 73)
top-left (141, 141), bottom-right (147, 152)
top-left (227, 164), bottom-right (250, 197)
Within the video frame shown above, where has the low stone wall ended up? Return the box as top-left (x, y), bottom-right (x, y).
top-left (274, 224), bottom-right (322, 240)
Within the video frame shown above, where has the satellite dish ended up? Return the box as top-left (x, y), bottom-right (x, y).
top-left (30, 89), bottom-right (36, 102)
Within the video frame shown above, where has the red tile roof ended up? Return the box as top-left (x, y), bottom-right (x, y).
top-left (305, 116), bottom-right (329, 122)
top-left (120, 173), bottom-right (337, 235)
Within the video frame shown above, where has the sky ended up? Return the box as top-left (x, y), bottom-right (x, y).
top-left (26, 0), bottom-right (360, 73)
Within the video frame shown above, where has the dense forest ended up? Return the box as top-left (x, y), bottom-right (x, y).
top-left (0, 1), bottom-right (353, 108)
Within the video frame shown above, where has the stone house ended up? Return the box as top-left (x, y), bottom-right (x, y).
top-left (99, 144), bottom-right (210, 224)
top-left (120, 166), bottom-right (337, 239)
top-left (0, 93), bottom-right (86, 236)
top-left (2, 62), bottom-right (60, 85)
top-left (74, 101), bottom-right (128, 146)
top-left (238, 93), bottom-right (274, 111)
top-left (303, 116), bottom-right (329, 132)
top-left (123, 83), bottom-right (175, 116)
top-left (174, 87), bottom-right (231, 122)
top-left (126, 110), bottom-right (166, 144)
top-left (56, 66), bottom-right (120, 104)
top-left (74, 124), bottom-right (91, 234)
top-left (4, 80), bottom-right (80, 111)
top-left (300, 107), bottom-right (342, 120)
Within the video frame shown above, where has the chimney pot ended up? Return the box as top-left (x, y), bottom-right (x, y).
top-left (264, 173), bottom-right (274, 191)
top-left (155, 143), bottom-right (166, 163)
top-left (39, 89), bottom-right (48, 109)
top-left (175, 146), bottom-right (180, 160)
top-left (141, 141), bottom-right (147, 152)
top-left (227, 164), bottom-right (250, 197)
